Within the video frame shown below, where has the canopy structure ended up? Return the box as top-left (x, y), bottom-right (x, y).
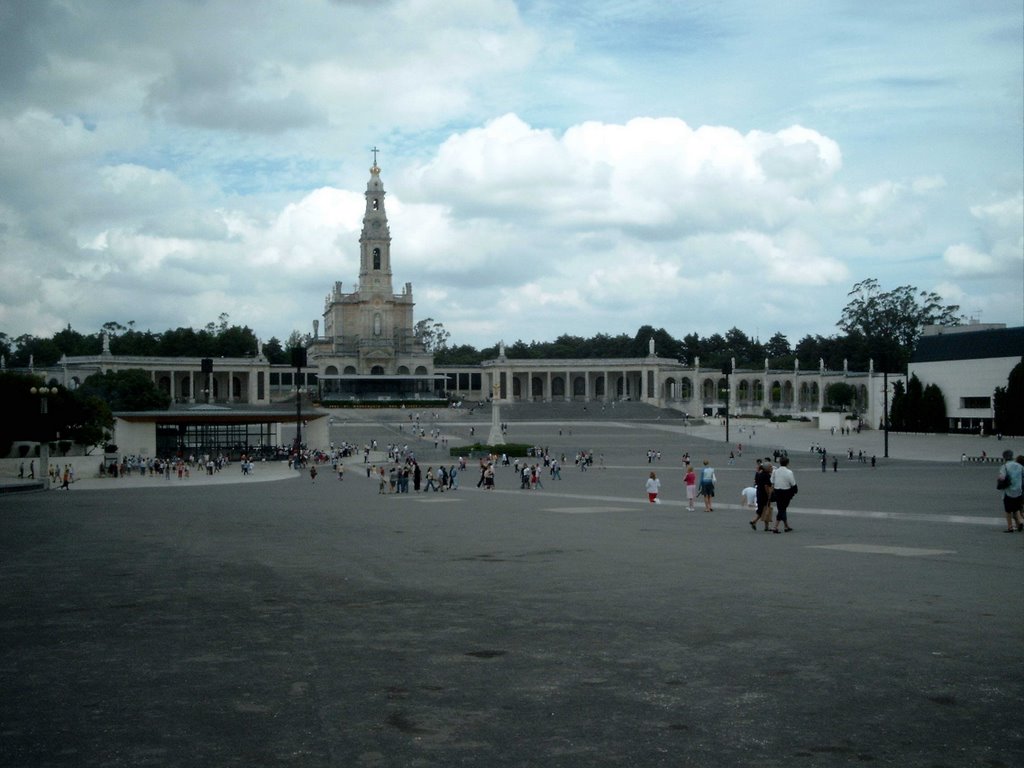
top-left (316, 374), bottom-right (448, 403)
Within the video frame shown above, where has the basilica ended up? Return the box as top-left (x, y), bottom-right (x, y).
top-left (306, 160), bottom-right (440, 401)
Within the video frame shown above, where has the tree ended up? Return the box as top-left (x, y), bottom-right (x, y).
top-left (435, 344), bottom-right (484, 366)
top-left (994, 361), bottom-right (1024, 436)
top-left (262, 337), bottom-right (286, 364)
top-left (215, 325), bottom-right (259, 357)
top-left (764, 332), bottom-right (792, 365)
top-left (825, 382), bottom-right (856, 410)
top-left (78, 369), bottom-right (171, 412)
top-left (921, 383), bottom-right (948, 433)
top-left (838, 278), bottom-right (961, 371)
top-left (0, 372), bottom-right (114, 456)
top-left (904, 374), bottom-right (925, 431)
top-left (414, 318), bottom-right (450, 353)
top-left (284, 330), bottom-right (310, 357)
top-left (888, 379), bottom-right (906, 430)
top-left (10, 334), bottom-right (62, 367)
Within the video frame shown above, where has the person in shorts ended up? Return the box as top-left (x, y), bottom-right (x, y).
top-left (997, 450), bottom-right (1024, 532)
top-left (698, 459), bottom-right (716, 512)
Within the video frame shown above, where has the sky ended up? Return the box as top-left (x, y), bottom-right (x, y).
top-left (0, 0), bottom-right (1021, 353)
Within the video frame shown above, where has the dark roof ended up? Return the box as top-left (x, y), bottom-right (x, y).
top-left (911, 327), bottom-right (1024, 363)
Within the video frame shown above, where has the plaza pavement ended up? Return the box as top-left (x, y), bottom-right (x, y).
top-left (1, 411), bottom-right (1021, 767)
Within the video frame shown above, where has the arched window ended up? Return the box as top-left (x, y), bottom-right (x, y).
top-left (372, 198), bottom-right (379, 211)
top-left (373, 248), bottom-right (381, 269)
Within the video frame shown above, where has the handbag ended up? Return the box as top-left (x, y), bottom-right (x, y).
top-left (997, 474), bottom-right (1010, 491)
top-left (790, 483), bottom-right (798, 496)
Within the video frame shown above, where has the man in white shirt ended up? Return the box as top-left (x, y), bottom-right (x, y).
top-left (769, 456), bottom-right (797, 533)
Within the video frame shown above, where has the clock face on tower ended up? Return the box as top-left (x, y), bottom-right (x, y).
top-left (372, 221), bottom-right (380, 230)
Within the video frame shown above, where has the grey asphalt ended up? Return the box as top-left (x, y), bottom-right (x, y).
top-left (2, 414), bottom-right (1021, 767)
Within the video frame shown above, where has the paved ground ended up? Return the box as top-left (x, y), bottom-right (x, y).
top-left (2, 412), bottom-right (1021, 767)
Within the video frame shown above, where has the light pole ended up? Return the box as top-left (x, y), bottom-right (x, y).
top-left (722, 360), bottom-right (733, 444)
top-left (291, 348), bottom-right (307, 454)
top-left (30, 386), bottom-right (56, 489)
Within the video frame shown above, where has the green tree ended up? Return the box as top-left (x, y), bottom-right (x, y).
top-left (10, 334), bottom-right (62, 367)
top-left (887, 379), bottom-right (906, 430)
top-left (825, 382), bottom-right (857, 410)
top-left (0, 372), bottom-right (113, 456)
top-left (764, 332), bottom-right (792, 366)
top-left (993, 361), bottom-right (1024, 436)
top-left (920, 383), bottom-right (948, 433)
top-left (52, 325), bottom-right (99, 357)
top-left (838, 278), bottom-right (961, 371)
top-left (903, 374), bottom-right (925, 431)
top-left (78, 369), bottom-right (171, 412)
top-left (284, 330), bottom-right (310, 358)
top-left (435, 344), bottom-right (484, 366)
top-left (414, 318), bottom-right (450, 353)
top-left (262, 337), bottom-right (286, 364)
top-left (215, 325), bottom-right (259, 357)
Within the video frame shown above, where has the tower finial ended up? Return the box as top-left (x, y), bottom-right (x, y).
top-left (371, 146), bottom-right (380, 173)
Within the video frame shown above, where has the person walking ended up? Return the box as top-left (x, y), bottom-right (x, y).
top-left (750, 459), bottom-right (774, 531)
top-left (684, 464), bottom-right (697, 511)
top-left (997, 450), bottom-right (1024, 532)
top-left (769, 456), bottom-right (797, 533)
top-left (698, 459), bottom-right (716, 512)
top-left (645, 471), bottom-right (661, 503)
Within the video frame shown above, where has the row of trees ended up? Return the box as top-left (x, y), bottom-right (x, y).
top-left (0, 316), bottom-right (308, 368)
top-left (437, 279), bottom-right (962, 372)
top-left (1, 279), bottom-right (961, 373)
top-left (889, 375), bottom-right (948, 433)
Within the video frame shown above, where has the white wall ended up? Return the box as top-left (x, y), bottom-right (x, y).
top-left (112, 419), bottom-right (156, 457)
top-left (909, 356), bottom-right (1018, 419)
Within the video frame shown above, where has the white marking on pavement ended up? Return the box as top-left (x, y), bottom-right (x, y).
top-left (809, 544), bottom-right (956, 557)
top-left (467, 488), bottom-right (1000, 526)
top-left (544, 507), bottom-right (639, 514)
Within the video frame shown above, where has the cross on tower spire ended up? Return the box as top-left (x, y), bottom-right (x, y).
top-left (371, 146), bottom-right (379, 168)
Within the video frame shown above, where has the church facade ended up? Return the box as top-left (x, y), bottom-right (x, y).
top-left (306, 161), bottom-right (441, 402)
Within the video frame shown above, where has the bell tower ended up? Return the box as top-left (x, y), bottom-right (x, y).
top-left (358, 147), bottom-right (393, 297)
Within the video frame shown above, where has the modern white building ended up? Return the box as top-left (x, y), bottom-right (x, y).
top-left (909, 323), bottom-right (1024, 434)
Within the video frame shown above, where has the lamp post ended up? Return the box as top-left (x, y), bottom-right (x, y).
top-left (30, 386), bottom-right (56, 489)
top-left (722, 360), bottom-right (733, 444)
top-left (291, 348), bottom-right (307, 454)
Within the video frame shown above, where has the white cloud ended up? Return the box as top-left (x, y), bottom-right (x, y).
top-left (942, 192), bottom-right (1024, 277)
top-left (0, 0), bottom-right (1020, 348)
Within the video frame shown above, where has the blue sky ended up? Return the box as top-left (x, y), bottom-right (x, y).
top-left (0, 0), bottom-right (1020, 351)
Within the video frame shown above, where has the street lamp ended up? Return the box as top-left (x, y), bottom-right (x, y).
top-left (30, 386), bottom-right (57, 489)
top-left (291, 348), bottom-right (307, 455)
top-left (722, 360), bottom-right (733, 444)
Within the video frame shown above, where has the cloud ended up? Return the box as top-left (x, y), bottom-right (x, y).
top-left (409, 114), bottom-right (844, 235)
top-left (942, 193), bottom-right (1024, 277)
